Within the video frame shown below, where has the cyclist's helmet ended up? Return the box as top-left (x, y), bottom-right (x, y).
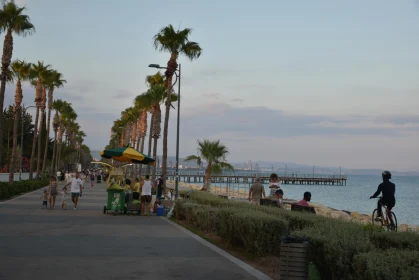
top-left (382, 170), bottom-right (392, 179)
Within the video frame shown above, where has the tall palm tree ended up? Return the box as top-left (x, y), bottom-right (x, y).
top-left (29, 62), bottom-right (51, 179)
top-left (41, 70), bottom-right (66, 176)
top-left (50, 110), bottom-right (59, 174)
top-left (36, 85), bottom-right (48, 178)
top-left (153, 24), bottom-right (202, 187)
top-left (144, 84), bottom-right (177, 181)
top-left (52, 99), bottom-right (76, 172)
top-left (0, 1), bottom-right (35, 167)
top-left (185, 139), bottom-right (233, 191)
top-left (133, 99), bottom-right (148, 177)
top-left (8, 59), bottom-right (30, 184)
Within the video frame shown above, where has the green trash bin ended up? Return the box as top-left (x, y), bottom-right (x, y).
top-left (104, 189), bottom-right (126, 213)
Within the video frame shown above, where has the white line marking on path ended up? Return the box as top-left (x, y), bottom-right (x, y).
top-left (163, 217), bottom-right (272, 280)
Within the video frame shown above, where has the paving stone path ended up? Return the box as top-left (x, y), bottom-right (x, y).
top-left (0, 181), bottom-right (269, 280)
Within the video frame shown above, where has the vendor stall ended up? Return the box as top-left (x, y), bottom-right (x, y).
top-left (92, 144), bottom-right (155, 215)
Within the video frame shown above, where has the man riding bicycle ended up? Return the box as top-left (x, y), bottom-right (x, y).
top-left (370, 171), bottom-right (396, 221)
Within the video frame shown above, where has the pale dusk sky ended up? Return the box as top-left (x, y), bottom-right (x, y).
top-left (4, 0), bottom-right (419, 171)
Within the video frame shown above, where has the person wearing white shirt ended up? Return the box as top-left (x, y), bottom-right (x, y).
top-left (140, 175), bottom-right (153, 216)
top-left (64, 172), bottom-right (83, 210)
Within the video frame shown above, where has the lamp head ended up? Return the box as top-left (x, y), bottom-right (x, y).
top-left (148, 64), bottom-right (161, 68)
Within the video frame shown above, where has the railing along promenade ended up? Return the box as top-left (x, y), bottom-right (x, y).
top-left (165, 171), bottom-right (347, 186)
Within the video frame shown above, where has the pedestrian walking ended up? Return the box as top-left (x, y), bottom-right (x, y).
top-left (48, 175), bottom-right (59, 209)
top-left (40, 190), bottom-right (48, 209)
top-left (141, 175), bottom-right (153, 216)
top-left (64, 172), bottom-right (83, 210)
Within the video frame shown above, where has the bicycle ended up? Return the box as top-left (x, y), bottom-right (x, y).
top-left (371, 197), bottom-right (398, 231)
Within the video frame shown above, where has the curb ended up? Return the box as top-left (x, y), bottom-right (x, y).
top-left (163, 217), bottom-right (272, 280)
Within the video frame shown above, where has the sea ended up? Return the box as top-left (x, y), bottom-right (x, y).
top-left (193, 174), bottom-right (419, 226)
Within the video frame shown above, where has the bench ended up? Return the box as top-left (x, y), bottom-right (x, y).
top-left (291, 203), bottom-right (316, 214)
top-left (260, 198), bottom-right (277, 207)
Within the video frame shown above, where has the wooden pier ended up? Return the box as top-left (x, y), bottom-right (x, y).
top-left (165, 171), bottom-right (347, 186)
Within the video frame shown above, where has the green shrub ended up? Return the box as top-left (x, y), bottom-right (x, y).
top-left (370, 231), bottom-right (419, 250)
top-left (176, 198), bottom-right (289, 256)
top-left (0, 179), bottom-right (49, 200)
top-left (354, 249), bottom-right (419, 280)
top-left (291, 220), bottom-right (374, 280)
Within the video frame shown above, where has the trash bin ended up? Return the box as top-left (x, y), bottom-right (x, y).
top-left (280, 236), bottom-right (309, 280)
top-left (105, 189), bottom-right (125, 213)
top-left (156, 206), bottom-right (164, 216)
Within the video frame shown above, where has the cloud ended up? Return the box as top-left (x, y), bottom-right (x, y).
top-left (199, 67), bottom-right (235, 76)
top-left (230, 98), bottom-right (244, 103)
top-left (201, 93), bottom-right (221, 99)
top-left (113, 90), bottom-right (134, 99)
top-left (168, 101), bottom-right (419, 170)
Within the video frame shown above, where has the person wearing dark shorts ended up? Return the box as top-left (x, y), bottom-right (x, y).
top-left (64, 172), bottom-right (83, 210)
top-left (370, 171), bottom-right (396, 221)
top-left (141, 175), bottom-right (153, 216)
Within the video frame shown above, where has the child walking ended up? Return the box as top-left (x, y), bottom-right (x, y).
top-left (40, 190), bottom-right (48, 209)
top-left (61, 186), bottom-right (68, 210)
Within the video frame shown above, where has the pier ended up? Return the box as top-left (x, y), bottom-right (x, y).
top-left (165, 171), bottom-right (347, 186)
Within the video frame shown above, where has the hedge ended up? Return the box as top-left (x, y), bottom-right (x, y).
top-left (177, 190), bottom-right (419, 279)
top-left (0, 179), bottom-right (49, 200)
top-left (354, 249), bottom-right (419, 280)
top-left (175, 199), bottom-right (288, 256)
top-left (291, 221), bottom-right (375, 280)
top-left (370, 231), bottom-right (419, 250)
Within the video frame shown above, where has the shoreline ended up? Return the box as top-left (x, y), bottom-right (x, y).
top-left (166, 180), bottom-right (419, 232)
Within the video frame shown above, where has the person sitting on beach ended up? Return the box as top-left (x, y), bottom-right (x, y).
top-left (268, 173), bottom-right (281, 197)
top-left (248, 178), bottom-right (266, 205)
top-left (274, 189), bottom-right (285, 209)
top-left (297, 192), bottom-right (311, 207)
top-left (370, 171), bottom-right (396, 221)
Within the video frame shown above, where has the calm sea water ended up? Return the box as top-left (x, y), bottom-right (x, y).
top-left (206, 174), bottom-right (419, 226)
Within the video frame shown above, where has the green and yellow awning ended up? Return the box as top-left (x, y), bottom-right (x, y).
top-left (100, 145), bottom-right (155, 165)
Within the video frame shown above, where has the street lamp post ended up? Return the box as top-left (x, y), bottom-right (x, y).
top-left (148, 63), bottom-right (181, 199)
top-left (20, 105), bottom-right (37, 181)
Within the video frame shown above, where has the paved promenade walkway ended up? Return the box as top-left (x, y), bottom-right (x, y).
top-left (0, 181), bottom-right (269, 280)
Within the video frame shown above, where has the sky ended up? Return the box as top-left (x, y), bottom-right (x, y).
top-left (4, 0), bottom-right (419, 171)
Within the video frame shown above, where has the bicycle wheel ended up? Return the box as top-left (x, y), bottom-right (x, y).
top-left (387, 212), bottom-right (398, 232)
top-left (372, 209), bottom-right (383, 226)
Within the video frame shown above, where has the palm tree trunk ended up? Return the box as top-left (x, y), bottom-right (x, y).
top-left (56, 124), bottom-right (64, 172)
top-left (0, 31), bottom-right (13, 167)
top-left (139, 136), bottom-right (145, 177)
top-left (42, 105), bottom-right (52, 176)
top-left (8, 105), bottom-right (20, 184)
top-left (151, 136), bottom-right (158, 182)
top-left (203, 163), bottom-right (212, 191)
top-left (36, 108), bottom-right (45, 178)
top-left (29, 107), bottom-right (40, 179)
top-left (161, 69), bottom-right (174, 189)
top-left (51, 130), bottom-right (57, 174)
top-left (146, 112), bottom-right (154, 175)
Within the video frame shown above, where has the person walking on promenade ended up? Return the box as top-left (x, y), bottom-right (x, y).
top-left (141, 175), bottom-right (153, 216)
top-left (64, 172), bottom-right (83, 210)
top-left (48, 175), bottom-right (59, 209)
top-left (248, 178), bottom-right (266, 205)
top-left (40, 190), bottom-right (48, 209)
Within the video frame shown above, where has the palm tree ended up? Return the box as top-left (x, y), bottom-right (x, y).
top-left (8, 59), bottom-right (31, 184)
top-left (52, 99), bottom-right (76, 171)
top-left (50, 110), bottom-right (59, 174)
top-left (0, 1), bottom-right (35, 167)
top-left (41, 70), bottom-right (66, 176)
top-left (133, 99), bottom-right (148, 177)
top-left (153, 24), bottom-right (202, 188)
top-left (36, 85), bottom-right (47, 178)
top-left (29, 61), bottom-right (50, 179)
top-left (185, 139), bottom-right (233, 191)
top-left (144, 84), bottom-right (177, 181)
